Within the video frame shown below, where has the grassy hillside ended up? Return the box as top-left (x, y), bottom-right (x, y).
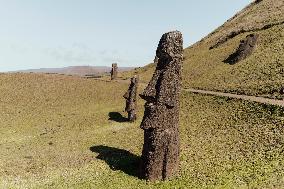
top-left (184, 24), bottom-right (284, 99)
top-left (123, 0), bottom-right (284, 99)
top-left (1, 1), bottom-right (283, 188)
top-left (1, 73), bottom-right (284, 188)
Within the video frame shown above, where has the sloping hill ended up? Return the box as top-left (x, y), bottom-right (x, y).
top-left (204, 0), bottom-right (283, 49)
top-left (1, 73), bottom-right (284, 188)
top-left (125, 0), bottom-right (284, 99)
top-left (1, 1), bottom-right (284, 188)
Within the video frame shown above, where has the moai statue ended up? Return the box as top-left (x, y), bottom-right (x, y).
top-left (224, 33), bottom-right (259, 64)
top-left (123, 76), bottom-right (139, 122)
top-left (139, 31), bottom-right (183, 181)
top-left (111, 63), bottom-right (118, 80)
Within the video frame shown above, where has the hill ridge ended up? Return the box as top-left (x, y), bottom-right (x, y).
top-left (210, 20), bottom-right (284, 49)
top-left (124, 0), bottom-right (284, 99)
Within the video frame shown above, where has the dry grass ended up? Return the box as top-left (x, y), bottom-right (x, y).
top-left (183, 24), bottom-right (284, 99)
top-left (121, 0), bottom-right (284, 99)
top-left (1, 1), bottom-right (283, 188)
top-left (1, 73), bottom-right (284, 188)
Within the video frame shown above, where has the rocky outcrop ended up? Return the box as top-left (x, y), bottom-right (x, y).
top-left (139, 31), bottom-right (183, 181)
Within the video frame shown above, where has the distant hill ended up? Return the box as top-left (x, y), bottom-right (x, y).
top-left (1, 69), bottom-right (284, 188)
top-left (125, 0), bottom-right (284, 99)
top-left (15, 66), bottom-right (135, 77)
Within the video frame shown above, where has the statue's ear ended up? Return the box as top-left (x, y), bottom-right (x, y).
top-left (165, 99), bottom-right (175, 108)
top-left (164, 93), bottom-right (178, 108)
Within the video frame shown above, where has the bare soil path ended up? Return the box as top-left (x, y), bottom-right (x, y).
top-left (185, 88), bottom-right (284, 107)
top-left (92, 78), bottom-right (284, 107)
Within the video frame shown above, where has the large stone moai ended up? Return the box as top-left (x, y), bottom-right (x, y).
top-left (123, 76), bottom-right (139, 122)
top-left (139, 31), bottom-right (183, 181)
top-left (111, 63), bottom-right (118, 80)
top-left (224, 33), bottom-right (259, 64)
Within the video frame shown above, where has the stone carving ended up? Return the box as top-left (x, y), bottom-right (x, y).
top-left (224, 33), bottom-right (259, 64)
top-left (123, 76), bottom-right (139, 122)
top-left (111, 63), bottom-right (118, 80)
top-left (139, 31), bottom-right (183, 181)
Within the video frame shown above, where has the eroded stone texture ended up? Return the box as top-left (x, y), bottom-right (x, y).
top-left (280, 87), bottom-right (284, 95)
top-left (139, 31), bottom-right (183, 181)
top-left (123, 75), bottom-right (139, 122)
top-left (224, 33), bottom-right (259, 64)
top-left (111, 63), bottom-right (118, 80)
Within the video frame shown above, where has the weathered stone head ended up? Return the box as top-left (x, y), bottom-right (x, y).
top-left (123, 75), bottom-right (139, 122)
top-left (139, 31), bottom-right (183, 181)
top-left (224, 33), bottom-right (259, 64)
top-left (111, 63), bottom-right (118, 80)
top-left (140, 31), bottom-right (183, 130)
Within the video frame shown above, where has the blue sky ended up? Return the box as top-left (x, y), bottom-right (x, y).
top-left (0, 0), bottom-right (250, 72)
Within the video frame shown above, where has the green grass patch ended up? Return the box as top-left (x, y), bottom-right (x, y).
top-left (0, 74), bottom-right (284, 188)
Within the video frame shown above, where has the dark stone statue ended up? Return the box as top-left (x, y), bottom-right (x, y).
top-left (123, 75), bottom-right (139, 122)
top-left (111, 63), bottom-right (118, 80)
top-left (139, 31), bottom-right (183, 181)
top-left (224, 33), bottom-right (259, 64)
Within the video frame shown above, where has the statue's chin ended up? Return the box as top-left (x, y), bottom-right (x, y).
top-left (140, 114), bottom-right (152, 130)
top-left (140, 109), bottom-right (157, 131)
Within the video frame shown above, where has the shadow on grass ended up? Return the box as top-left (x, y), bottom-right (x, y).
top-left (108, 112), bottom-right (129, 122)
top-left (90, 145), bottom-right (140, 178)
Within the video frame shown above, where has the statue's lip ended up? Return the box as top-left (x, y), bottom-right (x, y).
top-left (140, 94), bottom-right (156, 102)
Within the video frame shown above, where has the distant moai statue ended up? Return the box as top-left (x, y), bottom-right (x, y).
top-left (139, 31), bottom-right (183, 181)
top-left (123, 75), bottom-right (139, 122)
top-left (111, 63), bottom-right (118, 80)
top-left (224, 33), bottom-right (259, 64)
